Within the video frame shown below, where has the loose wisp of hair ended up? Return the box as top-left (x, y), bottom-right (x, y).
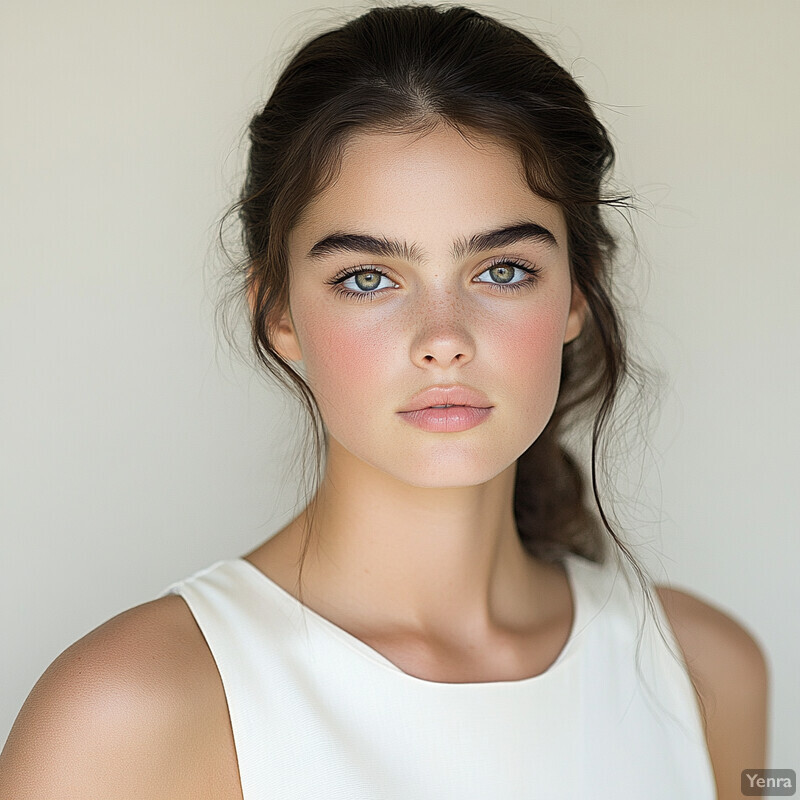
top-left (214, 2), bottom-right (704, 729)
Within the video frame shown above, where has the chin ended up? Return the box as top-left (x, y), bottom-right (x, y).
top-left (389, 453), bottom-right (516, 489)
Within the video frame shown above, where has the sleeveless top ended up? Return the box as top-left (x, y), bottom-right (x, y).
top-left (156, 550), bottom-right (717, 799)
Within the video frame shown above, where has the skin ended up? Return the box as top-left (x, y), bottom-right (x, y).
top-left (0, 122), bottom-right (768, 799)
top-left (247, 122), bottom-right (587, 668)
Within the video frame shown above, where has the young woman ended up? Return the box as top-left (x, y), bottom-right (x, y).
top-left (0, 4), bottom-right (768, 799)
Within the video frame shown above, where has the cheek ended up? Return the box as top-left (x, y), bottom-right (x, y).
top-left (299, 314), bottom-right (391, 415)
top-left (492, 304), bottom-right (567, 413)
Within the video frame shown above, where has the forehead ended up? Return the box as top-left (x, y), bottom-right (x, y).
top-left (289, 125), bottom-right (566, 251)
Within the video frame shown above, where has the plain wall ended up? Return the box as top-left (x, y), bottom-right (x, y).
top-left (2, 0), bottom-right (797, 770)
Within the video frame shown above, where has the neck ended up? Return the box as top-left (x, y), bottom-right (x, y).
top-left (258, 436), bottom-right (557, 643)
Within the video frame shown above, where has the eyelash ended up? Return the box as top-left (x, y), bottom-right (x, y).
top-left (325, 258), bottom-right (543, 303)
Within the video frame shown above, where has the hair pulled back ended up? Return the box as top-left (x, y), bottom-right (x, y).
top-left (219, 4), bottom-right (670, 655)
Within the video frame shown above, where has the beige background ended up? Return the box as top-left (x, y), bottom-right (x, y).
top-left (2, 0), bottom-right (797, 769)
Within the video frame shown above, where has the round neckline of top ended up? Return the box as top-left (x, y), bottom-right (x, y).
top-left (231, 551), bottom-right (588, 688)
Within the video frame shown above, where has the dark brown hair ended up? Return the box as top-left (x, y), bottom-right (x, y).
top-left (216, 1), bottom-right (704, 726)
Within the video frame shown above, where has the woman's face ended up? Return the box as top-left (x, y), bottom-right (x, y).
top-left (277, 124), bottom-right (586, 488)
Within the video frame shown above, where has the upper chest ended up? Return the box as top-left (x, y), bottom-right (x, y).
top-left (168, 571), bottom-right (573, 797)
top-left (162, 572), bottom-right (717, 800)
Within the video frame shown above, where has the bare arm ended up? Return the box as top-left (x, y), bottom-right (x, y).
top-left (656, 585), bottom-right (770, 800)
top-left (0, 598), bottom-right (211, 799)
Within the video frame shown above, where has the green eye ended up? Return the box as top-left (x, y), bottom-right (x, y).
top-left (327, 259), bottom-right (542, 302)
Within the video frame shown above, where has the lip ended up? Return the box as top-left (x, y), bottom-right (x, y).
top-left (397, 405), bottom-right (493, 433)
top-left (397, 384), bottom-right (493, 413)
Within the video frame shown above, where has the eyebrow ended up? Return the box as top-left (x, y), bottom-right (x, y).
top-left (305, 220), bottom-right (559, 264)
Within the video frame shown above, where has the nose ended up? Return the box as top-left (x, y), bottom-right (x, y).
top-left (408, 297), bottom-right (476, 369)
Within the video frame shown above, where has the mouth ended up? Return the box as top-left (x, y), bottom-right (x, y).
top-left (398, 384), bottom-right (493, 414)
top-left (411, 404), bottom-right (489, 412)
top-left (396, 404), bottom-right (494, 432)
top-left (423, 404), bottom-right (491, 410)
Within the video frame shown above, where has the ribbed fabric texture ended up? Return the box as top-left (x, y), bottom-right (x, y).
top-left (157, 550), bottom-right (717, 799)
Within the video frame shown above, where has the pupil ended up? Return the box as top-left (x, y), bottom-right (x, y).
top-left (356, 272), bottom-right (380, 290)
top-left (492, 266), bottom-right (512, 283)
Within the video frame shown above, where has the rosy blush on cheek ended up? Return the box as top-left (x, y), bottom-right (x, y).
top-left (325, 331), bottom-right (371, 382)
top-left (494, 300), bottom-right (566, 364)
top-left (301, 315), bottom-right (392, 421)
top-left (492, 306), bottom-right (568, 417)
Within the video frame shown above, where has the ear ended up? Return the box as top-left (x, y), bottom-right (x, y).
top-left (273, 305), bottom-right (304, 363)
top-left (564, 282), bottom-right (588, 345)
top-left (247, 278), bottom-right (304, 362)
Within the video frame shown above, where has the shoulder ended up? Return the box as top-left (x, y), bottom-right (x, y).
top-left (0, 594), bottom-right (239, 800)
top-left (654, 584), bottom-right (769, 798)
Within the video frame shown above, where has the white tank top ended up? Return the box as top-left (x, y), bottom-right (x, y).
top-left (157, 550), bottom-right (717, 799)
